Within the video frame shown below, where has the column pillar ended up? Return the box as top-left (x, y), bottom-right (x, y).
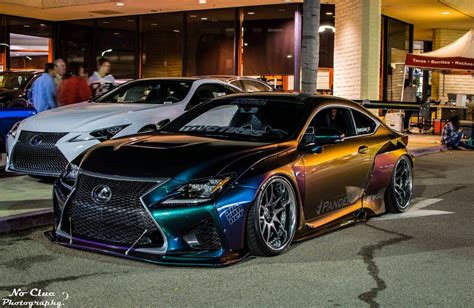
top-left (333, 0), bottom-right (381, 100)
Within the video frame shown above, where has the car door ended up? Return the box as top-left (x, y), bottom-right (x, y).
top-left (300, 105), bottom-right (372, 221)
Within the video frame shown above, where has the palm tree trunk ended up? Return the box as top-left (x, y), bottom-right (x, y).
top-left (301, 0), bottom-right (321, 94)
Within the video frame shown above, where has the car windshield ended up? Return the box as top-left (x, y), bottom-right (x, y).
top-left (95, 80), bottom-right (193, 104)
top-left (164, 97), bottom-right (307, 142)
top-left (0, 72), bottom-right (32, 90)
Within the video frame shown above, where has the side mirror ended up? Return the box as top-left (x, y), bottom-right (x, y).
top-left (156, 119), bottom-right (171, 130)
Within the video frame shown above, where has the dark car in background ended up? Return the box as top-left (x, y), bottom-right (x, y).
top-left (0, 70), bottom-right (41, 108)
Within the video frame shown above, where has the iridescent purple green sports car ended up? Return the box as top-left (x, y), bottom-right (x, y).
top-left (47, 93), bottom-right (414, 266)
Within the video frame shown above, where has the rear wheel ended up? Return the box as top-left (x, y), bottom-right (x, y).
top-left (246, 176), bottom-right (297, 256)
top-left (385, 156), bottom-right (413, 213)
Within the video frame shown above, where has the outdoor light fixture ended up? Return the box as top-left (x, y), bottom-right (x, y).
top-left (199, 0), bottom-right (206, 4)
top-left (319, 25), bottom-right (335, 33)
top-left (101, 49), bottom-right (113, 56)
top-left (325, 12), bottom-right (333, 16)
top-left (116, 2), bottom-right (124, 6)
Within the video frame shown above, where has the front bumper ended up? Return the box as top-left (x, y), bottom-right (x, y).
top-left (49, 172), bottom-right (257, 266)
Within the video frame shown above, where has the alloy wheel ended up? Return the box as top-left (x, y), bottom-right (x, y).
top-left (257, 178), bottom-right (297, 251)
top-left (393, 158), bottom-right (413, 210)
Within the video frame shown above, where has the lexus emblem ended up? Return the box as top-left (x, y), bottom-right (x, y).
top-left (91, 185), bottom-right (112, 204)
top-left (30, 135), bottom-right (43, 146)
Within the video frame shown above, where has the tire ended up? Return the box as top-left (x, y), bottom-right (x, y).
top-left (385, 156), bottom-right (413, 213)
top-left (246, 176), bottom-right (297, 256)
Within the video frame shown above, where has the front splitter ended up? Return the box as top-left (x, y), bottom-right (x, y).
top-left (44, 230), bottom-right (248, 267)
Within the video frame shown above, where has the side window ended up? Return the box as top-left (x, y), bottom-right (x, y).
top-left (351, 109), bottom-right (377, 135)
top-left (307, 107), bottom-right (356, 138)
top-left (187, 84), bottom-right (227, 110)
top-left (229, 80), bottom-right (246, 92)
top-left (242, 80), bottom-right (271, 92)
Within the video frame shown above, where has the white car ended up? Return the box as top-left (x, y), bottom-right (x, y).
top-left (6, 77), bottom-right (241, 177)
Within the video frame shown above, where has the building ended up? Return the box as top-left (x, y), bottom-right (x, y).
top-left (1, 0), bottom-right (473, 101)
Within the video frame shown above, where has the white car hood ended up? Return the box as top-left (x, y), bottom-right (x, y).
top-left (21, 102), bottom-right (160, 133)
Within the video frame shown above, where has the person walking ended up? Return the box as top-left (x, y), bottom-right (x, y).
top-left (88, 57), bottom-right (117, 98)
top-left (441, 115), bottom-right (474, 150)
top-left (30, 63), bottom-right (57, 112)
top-left (58, 62), bottom-right (92, 106)
top-left (54, 59), bottom-right (67, 87)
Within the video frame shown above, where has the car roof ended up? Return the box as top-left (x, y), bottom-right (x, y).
top-left (193, 75), bottom-right (268, 82)
top-left (214, 92), bottom-right (354, 104)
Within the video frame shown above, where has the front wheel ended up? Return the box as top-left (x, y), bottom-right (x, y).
top-left (246, 176), bottom-right (297, 256)
top-left (385, 156), bottom-right (413, 213)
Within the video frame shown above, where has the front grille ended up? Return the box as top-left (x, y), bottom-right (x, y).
top-left (64, 173), bottom-right (164, 247)
top-left (11, 131), bottom-right (68, 176)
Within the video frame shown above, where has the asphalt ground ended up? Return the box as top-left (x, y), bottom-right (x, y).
top-left (0, 150), bottom-right (473, 307)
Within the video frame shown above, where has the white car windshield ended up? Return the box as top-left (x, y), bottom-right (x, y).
top-left (95, 80), bottom-right (193, 104)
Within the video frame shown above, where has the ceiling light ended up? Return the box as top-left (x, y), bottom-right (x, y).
top-left (102, 21), bottom-right (110, 24)
top-left (101, 49), bottom-right (113, 56)
top-left (441, 11), bottom-right (450, 15)
top-left (151, 23), bottom-right (158, 26)
top-left (189, 14), bottom-right (197, 18)
top-left (23, 25), bottom-right (30, 28)
top-left (287, 55), bottom-right (293, 58)
top-left (247, 12), bottom-right (255, 15)
top-left (319, 25), bottom-right (335, 33)
top-left (116, 2), bottom-right (124, 6)
top-left (26, 56), bottom-right (32, 60)
top-left (127, 19), bottom-right (134, 22)
top-left (199, 0), bottom-right (206, 4)
top-left (113, 32), bottom-right (120, 35)
top-left (278, 9), bottom-right (286, 12)
top-left (40, 23), bottom-right (46, 27)
top-left (201, 17), bottom-right (208, 20)
top-left (325, 12), bottom-right (333, 16)
top-left (173, 29), bottom-right (180, 33)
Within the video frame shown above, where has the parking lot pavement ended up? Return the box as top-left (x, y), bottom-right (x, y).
top-left (0, 151), bottom-right (473, 307)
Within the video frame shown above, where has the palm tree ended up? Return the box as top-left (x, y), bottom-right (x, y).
top-left (301, 0), bottom-right (321, 94)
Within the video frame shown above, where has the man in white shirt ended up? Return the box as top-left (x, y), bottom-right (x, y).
top-left (88, 57), bottom-right (117, 98)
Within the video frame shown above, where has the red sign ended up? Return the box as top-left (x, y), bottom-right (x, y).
top-left (406, 54), bottom-right (474, 72)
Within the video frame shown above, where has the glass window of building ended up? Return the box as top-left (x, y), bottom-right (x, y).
top-left (142, 13), bottom-right (183, 78)
top-left (382, 17), bottom-right (413, 101)
top-left (242, 5), bottom-right (295, 78)
top-left (7, 16), bottom-right (52, 70)
top-left (96, 17), bottom-right (137, 80)
top-left (57, 20), bottom-right (94, 75)
top-left (185, 9), bottom-right (235, 76)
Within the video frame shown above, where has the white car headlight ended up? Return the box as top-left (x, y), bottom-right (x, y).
top-left (161, 177), bottom-right (232, 206)
top-left (7, 121), bottom-right (21, 138)
top-left (59, 163), bottom-right (79, 189)
top-left (69, 125), bottom-right (129, 142)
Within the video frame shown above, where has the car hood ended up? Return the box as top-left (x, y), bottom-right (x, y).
top-left (79, 133), bottom-right (291, 180)
top-left (20, 102), bottom-right (159, 133)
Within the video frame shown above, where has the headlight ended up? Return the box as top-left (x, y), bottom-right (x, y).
top-left (161, 177), bottom-right (232, 206)
top-left (59, 163), bottom-right (79, 189)
top-left (7, 121), bottom-right (21, 138)
top-left (69, 125), bottom-right (129, 142)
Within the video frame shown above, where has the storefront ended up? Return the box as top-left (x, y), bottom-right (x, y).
top-left (0, 3), bottom-right (335, 91)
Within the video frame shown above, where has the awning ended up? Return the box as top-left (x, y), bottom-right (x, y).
top-left (405, 29), bottom-right (474, 72)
